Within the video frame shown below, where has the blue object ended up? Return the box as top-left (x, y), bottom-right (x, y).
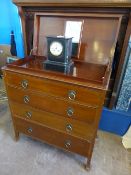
top-left (0, 0), bottom-right (24, 58)
top-left (99, 107), bottom-right (131, 136)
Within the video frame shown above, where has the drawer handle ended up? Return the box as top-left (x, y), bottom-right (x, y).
top-left (27, 127), bottom-right (32, 133)
top-left (68, 90), bottom-right (76, 100)
top-left (66, 124), bottom-right (73, 132)
top-left (21, 80), bottom-right (28, 89)
top-left (24, 95), bottom-right (30, 104)
top-left (65, 140), bottom-right (71, 148)
top-left (25, 111), bottom-right (32, 119)
top-left (67, 107), bottom-right (74, 117)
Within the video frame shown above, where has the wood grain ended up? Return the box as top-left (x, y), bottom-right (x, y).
top-left (13, 0), bottom-right (131, 7)
top-left (6, 71), bottom-right (104, 106)
top-left (10, 100), bottom-right (98, 125)
top-left (33, 13), bottom-right (121, 66)
top-left (5, 56), bottom-right (110, 90)
top-left (10, 101), bottom-right (96, 141)
top-left (14, 116), bottom-right (91, 157)
top-left (7, 85), bottom-right (101, 124)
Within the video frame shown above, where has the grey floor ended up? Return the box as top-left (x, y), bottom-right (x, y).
top-left (0, 79), bottom-right (131, 175)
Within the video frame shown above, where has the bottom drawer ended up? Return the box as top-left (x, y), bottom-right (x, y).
top-left (14, 116), bottom-right (91, 157)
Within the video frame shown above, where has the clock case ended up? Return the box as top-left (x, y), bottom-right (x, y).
top-left (44, 36), bottom-right (74, 73)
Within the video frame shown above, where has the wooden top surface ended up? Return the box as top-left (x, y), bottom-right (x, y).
top-left (3, 56), bottom-right (110, 90)
top-left (13, 0), bottom-right (131, 7)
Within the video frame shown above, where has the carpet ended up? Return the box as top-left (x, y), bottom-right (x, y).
top-left (0, 101), bottom-right (131, 175)
top-left (0, 89), bottom-right (7, 102)
top-left (0, 78), bottom-right (7, 102)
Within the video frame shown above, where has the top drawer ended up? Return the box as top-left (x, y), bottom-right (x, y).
top-left (5, 71), bottom-right (104, 106)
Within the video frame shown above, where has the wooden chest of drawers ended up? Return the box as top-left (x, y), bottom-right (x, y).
top-left (2, 56), bottom-right (110, 170)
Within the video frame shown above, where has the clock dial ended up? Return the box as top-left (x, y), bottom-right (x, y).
top-left (50, 41), bottom-right (63, 56)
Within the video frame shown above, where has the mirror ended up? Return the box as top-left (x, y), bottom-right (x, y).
top-left (65, 20), bottom-right (83, 57)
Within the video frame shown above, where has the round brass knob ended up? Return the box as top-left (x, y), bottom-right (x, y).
top-left (66, 124), bottom-right (73, 132)
top-left (21, 80), bottom-right (28, 89)
top-left (24, 95), bottom-right (30, 104)
top-left (68, 90), bottom-right (76, 100)
top-left (25, 111), bottom-right (32, 119)
top-left (65, 140), bottom-right (71, 148)
top-left (67, 107), bottom-right (74, 117)
top-left (27, 127), bottom-right (32, 133)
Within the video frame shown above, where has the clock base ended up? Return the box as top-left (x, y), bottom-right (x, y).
top-left (44, 60), bottom-right (74, 74)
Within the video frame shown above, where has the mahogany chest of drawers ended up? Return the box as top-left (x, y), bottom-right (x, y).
top-left (2, 4), bottom-right (123, 169)
top-left (2, 57), bottom-right (109, 169)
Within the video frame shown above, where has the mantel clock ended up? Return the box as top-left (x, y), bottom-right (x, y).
top-left (44, 36), bottom-right (74, 73)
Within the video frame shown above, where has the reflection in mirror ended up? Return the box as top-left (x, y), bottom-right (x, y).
top-left (65, 21), bottom-right (83, 42)
top-left (65, 21), bottom-right (83, 57)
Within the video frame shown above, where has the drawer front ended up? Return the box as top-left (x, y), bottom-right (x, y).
top-left (11, 102), bottom-right (95, 141)
top-left (6, 71), bottom-right (104, 106)
top-left (14, 116), bottom-right (91, 157)
top-left (7, 86), bottom-right (98, 125)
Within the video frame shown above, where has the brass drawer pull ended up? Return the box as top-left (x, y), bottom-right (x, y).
top-left (66, 124), bottom-right (73, 132)
top-left (25, 111), bottom-right (32, 119)
top-left (21, 80), bottom-right (28, 89)
top-left (27, 127), bottom-right (32, 133)
top-left (68, 90), bottom-right (76, 100)
top-left (24, 95), bottom-right (30, 104)
top-left (65, 140), bottom-right (71, 148)
top-left (67, 107), bottom-right (74, 117)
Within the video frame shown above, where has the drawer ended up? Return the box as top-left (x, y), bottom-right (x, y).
top-left (7, 86), bottom-right (98, 124)
top-left (11, 102), bottom-right (96, 141)
top-left (14, 116), bottom-right (91, 157)
top-left (5, 71), bottom-right (104, 106)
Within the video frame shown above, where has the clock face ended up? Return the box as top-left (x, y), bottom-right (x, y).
top-left (50, 41), bottom-right (63, 57)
